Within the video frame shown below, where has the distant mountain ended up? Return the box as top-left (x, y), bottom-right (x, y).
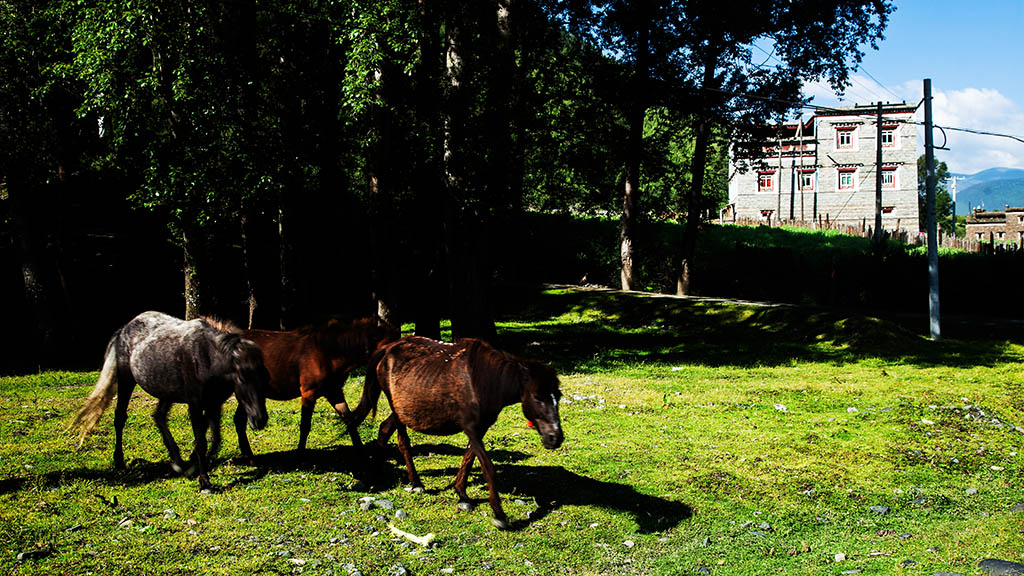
top-left (950, 168), bottom-right (1024, 215)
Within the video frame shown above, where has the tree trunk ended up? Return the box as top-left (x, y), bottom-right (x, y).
top-left (411, 0), bottom-right (444, 340)
top-left (676, 56), bottom-right (718, 296)
top-left (182, 227), bottom-right (203, 320)
top-left (442, 5), bottom-right (496, 341)
top-left (620, 19), bottom-right (649, 292)
top-left (8, 181), bottom-right (66, 365)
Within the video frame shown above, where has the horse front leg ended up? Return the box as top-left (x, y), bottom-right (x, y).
top-left (466, 433), bottom-right (509, 530)
top-left (324, 385), bottom-right (362, 449)
top-left (234, 404), bottom-right (255, 464)
top-left (187, 403), bottom-right (213, 491)
top-left (152, 399), bottom-right (190, 475)
top-left (205, 404), bottom-right (223, 464)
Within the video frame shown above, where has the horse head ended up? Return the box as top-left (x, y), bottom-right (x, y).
top-left (226, 336), bottom-right (270, 431)
top-left (519, 360), bottom-right (564, 450)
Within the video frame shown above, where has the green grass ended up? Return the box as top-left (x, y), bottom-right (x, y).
top-left (3, 288), bottom-right (1023, 575)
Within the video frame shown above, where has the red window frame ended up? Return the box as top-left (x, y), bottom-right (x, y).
top-left (798, 170), bottom-right (815, 191)
top-left (838, 168), bottom-right (856, 190)
top-left (881, 126), bottom-right (897, 148)
top-left (758, 172), bottom-right (774, 193)
top-left (881, 168), bottom-right (896, 189)
top-left (836, 127), bottom-right (855, 149)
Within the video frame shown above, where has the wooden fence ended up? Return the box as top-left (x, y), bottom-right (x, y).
top-left (726, 216), bottom-right (1003, 252)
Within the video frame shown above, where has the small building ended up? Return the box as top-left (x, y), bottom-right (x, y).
top-left (965, 206), bottom-right (1024, 247)
top-left (723, 102), bottom-right (919, 232)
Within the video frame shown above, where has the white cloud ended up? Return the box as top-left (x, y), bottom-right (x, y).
top-left (802, 77), bottom-right (1024, 175)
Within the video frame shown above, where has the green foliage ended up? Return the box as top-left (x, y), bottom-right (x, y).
top-left (918, 154), bottom-right (955, 235)
top-left (2, 289), bottom-right (1023, 575)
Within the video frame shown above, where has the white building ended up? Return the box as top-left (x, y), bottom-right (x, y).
top-left (723, 102), bottom-right (919, 232)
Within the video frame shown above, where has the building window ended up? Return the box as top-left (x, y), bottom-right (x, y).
top-left (998, 231), bottom-right (1005, 240)
top-left (881, 168), bottom-right (896, 189)
top-left (977, 232), bottom-right (984, 241)
top-left (836, 128), bottom-right (855, 150)
top-left (838, 169), bottom-right (856, 190)
top-left (881, 126), bottom-right (897, 148)
top-left (799, 170), bottom-right (815, 191)
top-left (758, 172), bottom-right (774, 193)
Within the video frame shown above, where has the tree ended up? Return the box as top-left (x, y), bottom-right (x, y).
top-left (672, 0), bottom-right (894, 295)
top-left (918, 154), bottom-right (953, 235)
top-left (1, 0), bottom-right (93, 364)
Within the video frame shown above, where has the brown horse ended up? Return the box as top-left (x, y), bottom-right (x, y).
top-left (360, 336), bottom-right (564, 529)
top-left (237, 317), bottom-right (398, 460)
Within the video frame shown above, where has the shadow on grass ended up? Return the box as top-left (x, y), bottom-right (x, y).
top-left (501, 464), bottom-right (692, 533)
top-left (0, 446), bottom-right (372, 495)
top-left (365, 443), bottom-right (691, 534)
top-left (494, 287), bottom-right (1024, 371)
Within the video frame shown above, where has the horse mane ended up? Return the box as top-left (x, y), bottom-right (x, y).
top-left (200, 316), bottom-right (242, 335)
top-left (200, 316), bottom-right (248, 357)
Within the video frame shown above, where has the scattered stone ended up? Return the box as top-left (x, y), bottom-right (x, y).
top-left (66, 523), bottom-right (83, 532)
top-left (458, 502), bottom-right (473, 512)
top-left (841, 570), bottom-right (861, 575)
top-left (740, 521), bottom-right (754, 529)
top-left (696, 566), bottom-right (711, 575)
top-left (701, 537), bottom-right (711, 547)
top-left (848, 407), bottom-right (858, 414)
top-left (758, 522), bottom-right (771, 530)
top-left (966, 488), bottom-right (978, 496)
top-left (898, 533), bottom-right (912, 540)
top-left (389, 564), bottom-right (408, 576)
top-left (978, 558), bottom-right (1024, 575)
top-left (624, 540), bottom-right (635, 548)
top-left (513, 499), bottom-right (528, 506)
top-left (921, 419), bottom-right (934, 425)
top-left (395, 509), bottom-right (408, 520)
top-left (835, 553), bottom-right (847, 562)
top-left (374, 499), bottom-right (395, 511)
top-left (774, 403), bottom-right (788, 413)
top-left (900, 559), bottom-right (917, 568)
top-left (16, 549), bottom-right (51, 562)
top-left (750, 531), bottom-right (767, 538)
top-left (934, 572), bottom-right (963, 576)
top-left (870, 505), bottom-right (890, 515)
top-left (1011, 503), bottom-right (1024, 513)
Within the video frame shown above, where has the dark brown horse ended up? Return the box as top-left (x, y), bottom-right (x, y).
top-left (237, 317), bottom-right (398, 460)
top-left (361, 336), bottom-right (564, 529)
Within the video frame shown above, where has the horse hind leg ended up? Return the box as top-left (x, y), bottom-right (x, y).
top-left (297, 395), bottom-right (318, 452)
top-left (466, 434), bottom-right (509, 530)
top-left (112, 366), bottom-right (137, 470)
top-left (153, 399), bottom-right (190, 475)
top-left (187, 403), bottom-right (213, 491)
top-left (380, 415), bottom-right (423, 492)
top-left (454, 446), bottom-right (477, 508)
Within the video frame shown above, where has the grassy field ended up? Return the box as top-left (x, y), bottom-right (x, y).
top-left (2, 287), bottom-right (1023, 575)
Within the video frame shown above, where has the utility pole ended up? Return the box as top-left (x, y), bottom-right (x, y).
top-left (874, 101), bottom-right (884, 245)
top-left (950, 176), bottom-right (963, 237)
top-left (924, 79), bottom-right (941, 340)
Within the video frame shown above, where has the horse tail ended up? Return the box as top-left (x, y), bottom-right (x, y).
top-left (350, 346), bottom-right (387, 426)
top-left (72, 332), bottom-right (120, 445)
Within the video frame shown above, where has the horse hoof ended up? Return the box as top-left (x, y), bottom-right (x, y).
top-left (491, 518), bottom-right (510, 530)
top-left (457, 501), bottom-right (474, 512)
top-left (171, 462), bottom-right (186, 474)
top-left (412, 486), bottom-right (425, 494)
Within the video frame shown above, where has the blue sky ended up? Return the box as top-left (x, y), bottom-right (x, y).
top-left (802, 0), bottom-right (1024, 175)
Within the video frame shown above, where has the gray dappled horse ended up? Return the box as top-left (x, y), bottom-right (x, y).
top-left (359, 336), bottom-right (564, 529)
top-left (74, 311), bottom-right (269, 490)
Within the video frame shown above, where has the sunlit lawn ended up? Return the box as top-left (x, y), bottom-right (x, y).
top-left (2, 288), bottom-right (1022, 575)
